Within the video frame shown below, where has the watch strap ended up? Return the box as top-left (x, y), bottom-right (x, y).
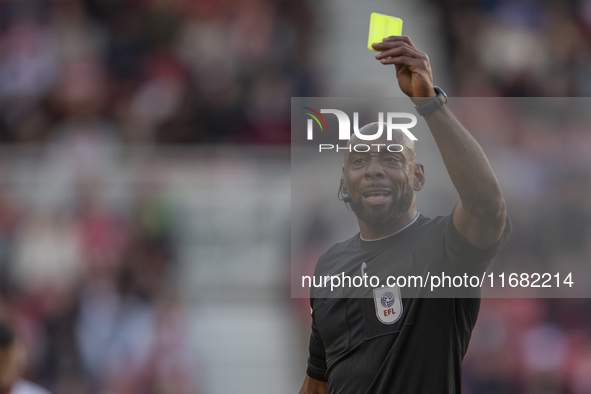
top-left (415, 86), bottom-right (448, 117)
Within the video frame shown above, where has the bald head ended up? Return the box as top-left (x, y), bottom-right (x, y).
top-left (345, 122), bottom-right (418, 164)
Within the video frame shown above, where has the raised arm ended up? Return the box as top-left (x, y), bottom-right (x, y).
top-left (372, 36), bottom-right (506, 248)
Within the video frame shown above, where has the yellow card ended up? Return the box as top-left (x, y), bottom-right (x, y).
top-left (367, 13), bottom-right (403, 51)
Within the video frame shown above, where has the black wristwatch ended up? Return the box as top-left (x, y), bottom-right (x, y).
top-left (414, 86), bottom-right (448, 117)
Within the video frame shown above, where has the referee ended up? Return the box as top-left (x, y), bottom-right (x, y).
top-left (299, 36), bottom-right (511, 393)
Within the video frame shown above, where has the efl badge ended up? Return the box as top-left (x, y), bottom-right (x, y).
top-left (373, 285), bottom-right (403, 324)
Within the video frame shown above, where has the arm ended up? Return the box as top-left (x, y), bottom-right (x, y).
top-left (372, 36), bottom-right (506, 248)
top-left (299, 374), bottom-right (328, 394)
top-left (301, 298), bottom-right (328, 393)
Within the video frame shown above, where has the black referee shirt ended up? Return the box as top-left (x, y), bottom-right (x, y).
top-left (306, 214), bottom-right (511, 393)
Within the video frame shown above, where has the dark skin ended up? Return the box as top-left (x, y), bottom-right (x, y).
top-left (300, 36), bottom-right (506, 394)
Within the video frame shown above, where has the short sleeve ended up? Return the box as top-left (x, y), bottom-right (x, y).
top-left (306, 298), bottom-right (328, 382)
top-left (444, 213), bottom-right (512, 273)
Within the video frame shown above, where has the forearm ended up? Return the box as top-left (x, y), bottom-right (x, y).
top-left (299, 374), bottom-right (328, 394)
top-left (424, 105), bottom-right (505, 217)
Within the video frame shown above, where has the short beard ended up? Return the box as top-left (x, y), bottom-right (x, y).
top-left (349, 187), bottom-right (414, 228)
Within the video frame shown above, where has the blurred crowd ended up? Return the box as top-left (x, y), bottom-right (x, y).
top-left (431, 0), bottom-right (591, 97)
top-left (0, 0), bottom-right (318, 392)
top-left (0, 166), bottom-right (201, 393)
top-left (464, 298), bottom-right (591, 394)
top-left (455, 98), bottom-right (591, 393)
top-left (0, 0), bottom-right (316, 146)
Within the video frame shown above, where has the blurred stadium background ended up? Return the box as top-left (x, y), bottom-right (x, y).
top-left (0, 0), bottom-right (590, 393)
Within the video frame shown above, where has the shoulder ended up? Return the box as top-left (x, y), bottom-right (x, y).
top-left (417, 213), bottom-right (459, 241)
top-left (420, 213), bottom-right (449, 230)
top-left (400, 213), bottom-right (443, 244)
top-left (10, 380), bottom-right (52, 394)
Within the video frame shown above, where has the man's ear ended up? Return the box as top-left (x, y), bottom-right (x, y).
top-left (413, 163), bottom-right (425, 191)
top-left (341, 176), bottom-right (348, 195)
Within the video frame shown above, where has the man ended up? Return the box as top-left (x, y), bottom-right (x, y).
top-left (0, 321), bottom-right (51, 394)
top-left (299, 36), bottom-right (511, 393)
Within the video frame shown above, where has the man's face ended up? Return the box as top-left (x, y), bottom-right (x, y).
top-left (342, 127), bottom-right (424, 229)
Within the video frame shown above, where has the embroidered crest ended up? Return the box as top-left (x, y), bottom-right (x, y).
top-left (373, 285), bottom-right (403, 324)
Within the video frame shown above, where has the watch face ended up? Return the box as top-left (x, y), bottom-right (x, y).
top-left (434, 86), bottom-right (448, 101)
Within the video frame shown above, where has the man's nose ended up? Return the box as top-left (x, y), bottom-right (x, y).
top-left (364, 157), bottom-right (385, 179)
